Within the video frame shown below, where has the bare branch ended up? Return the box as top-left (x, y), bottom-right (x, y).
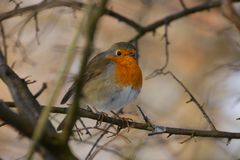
top-left (162, 24), bottom-right (170, 70)
top-left (0, 0), bottom-right (143, 32)
top-left (0, 101), bottom-right (35, 138)
top-left (5, 102), bottom-right (240, 141)
top-left (137, 105), bottom-right (153, 128)
top-left (179, 0), bottom-right (188, 10)
top-left (179, 134), bottom-right (195, 144)
top-left (87, 131), bottom-right (124, 160)
top-left (60, 0), bottom-right (109, 144)
top-left (47, 105), bottom-right (240, 139)
top-left (33, 13), bottom-right (40, 45)
top-left (85, 124), bottom-right (112, 160)
top-left (0, 49), bottom-right (54, 132)
top-left (0, 22), bottom-right (7, 63)
top-left (0, 100), bottom-right (78, 159)
top-left (146, 70), bottom-right (217, 131)
top-left (9, 0), bottom-right (22, 10)
top-left (130, 0), bottom-right (240, 41)
top-left (3, 0), bottom-right (240, 43)
top-left (34, 82), bottom-right (47, 98)
top-left (221, 0), bottom-right (240, 31)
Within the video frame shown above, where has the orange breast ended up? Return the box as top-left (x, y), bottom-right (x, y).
top-left (107, 56), bottom-right (142, 89)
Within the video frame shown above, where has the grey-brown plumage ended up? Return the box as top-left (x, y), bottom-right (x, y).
top-left (58, 42), bottom-right (142, 131)
top-left (60, 51), bottom-right (112, 105)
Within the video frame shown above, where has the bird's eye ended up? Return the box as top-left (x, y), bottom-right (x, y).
top-left (116, 50), bottom-right (122, 56)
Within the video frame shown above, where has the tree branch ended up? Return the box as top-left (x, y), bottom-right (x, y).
top-left (0, 49), bottom-right (55, 132)
top-left (60, 0), bottom-right (109, 144)
top-left (0, 101), bottom-right (75, 160)
top-left (0, 48), bottom-right (79, 159)
top-left (146, 70), bottom-right (217, 131)
top-left (130, 0), bottom-right (240, 41)
top-left (6, 102), bottom-right (240, 139)
top-left (0, 0), bottom-right (143, 32)
top-left (221, 0), bottom-right (240, 31)
top-left (4, 0), bottom-right (240, 42)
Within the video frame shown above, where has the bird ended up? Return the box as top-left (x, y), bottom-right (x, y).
top-left (57, 42), bottom-right (142, 130)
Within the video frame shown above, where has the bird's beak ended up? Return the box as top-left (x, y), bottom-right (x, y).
top-left (128, 52), bottom-right (138, 59)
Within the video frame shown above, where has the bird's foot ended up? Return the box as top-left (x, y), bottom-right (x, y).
top-left (95, 111), bottom-right (108, 127)
top-left (111, 111), bottom-right (133, 133)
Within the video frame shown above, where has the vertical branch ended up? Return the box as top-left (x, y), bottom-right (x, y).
top-left (146, 23), bottom-right (170, 80)
top-left (61, 0), bottom-right (109, 144)
top-left (179, 0), bottom-right (188, 10)
top-left (26, 5), bottom-right (84, 160)
top-left (165, 71), bottom-right (217, 131)
top-left (33, 13), bottom-right (40, 45)
top-left (0, 22), bottom-right (7, 64)
top-left (221, 0), bottom-right (240, 31)
top-left (27, 21), bottom-right (79, 160)
top-left (9, 0), bottom-right (22, 10)
top-left (162, 24), bottom-right (170, 70)
top-left (0, 49), bottom-right (54, 131)
top-left (85, 125), bottom-right (112, 160)
top-left (149, 70), bottom-right (217, 131)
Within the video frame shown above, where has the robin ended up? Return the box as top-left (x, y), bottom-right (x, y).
top-left (57, 42), bottom-right (142, 130)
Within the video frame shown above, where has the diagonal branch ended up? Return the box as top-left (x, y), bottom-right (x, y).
top-left (54, 107), bottom-right (239, 139)
top-left (60, 0), bottom-right (109, 144)
top-left (0, 101), bottom-right (35, 138)
top-left (146, 70), bottom-right (217, 131)
top-left (0, 101), bottom-right (77, 160)
top-left (0, 49), bottom-right (55, 132)
top-left (2, 0), bottom-right (240, 41)
top-left (179, 0), bottom-right (188, 10)
top-left (5, 102), bottom-right (240, 140)
top-left (221, 0), bottom-right (240, 31)
top-left (130, 0), bottom-right (240, 41)
top-left (0, 0), bottom-right (143, 32)
top-left (0, 22), bottom-right (7, 63)
top-left (161, 24), bottom-right (170, 70)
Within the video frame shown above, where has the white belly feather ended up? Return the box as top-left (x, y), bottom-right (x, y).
top-left (98, 86), bottom-right (140, 111)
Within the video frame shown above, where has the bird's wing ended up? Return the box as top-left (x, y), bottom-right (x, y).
top-left (60, 53), bottom-right (112, 104)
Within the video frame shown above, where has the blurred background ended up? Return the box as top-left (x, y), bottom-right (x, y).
top-left (1, 0), bottom-right (240, 159)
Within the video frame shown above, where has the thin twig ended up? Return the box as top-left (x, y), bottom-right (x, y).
top-left (0, 22), bottom-right (7, 64)
top-left (162, 24), bottom-right (170, 70)
top-left (9, 0), bottom-right (22, 10)
top-left (61, 0), bottom-right (109, 144)
top-left (1, 0), bottom-right (240, 41)
top-left (0, 101), bottom-right (77, 159)
top-left (145, 24), bottom-right (170, 80)
top-left (74, 123), bottom-right (83, 141)
top-left (33, 13), bottom-right (40, 45)
top-left (130, 0), bottom-right (240, 41)
top-left (78, 118), bottom-right (92, 136)
top-left (78, 139), bottom-right (127, 159)
top-left (137, 105), bottom-right (153, 128)
top-left (34, 83), bottom-right (47, 98)
top-left (5, 102), bottom-right (240, 139)
top-left (179, 0), bottom-right (188, 10)
top-left (85, 124), bottom-right (112, 160)
top-left (221, 0), bottom-right (240, 31)
top-left (0, 49), bottom-right (54, 131)
top-left (88, 131), bottom-right (125, 160)
top-left (146, 70), bottom-right (217, 131)
top-left (0, 1), bottom-right (143, 32)
top-left (23, 75), bottom-right (37, 85)
top-left (179, 134), bottom-right (194, 144)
